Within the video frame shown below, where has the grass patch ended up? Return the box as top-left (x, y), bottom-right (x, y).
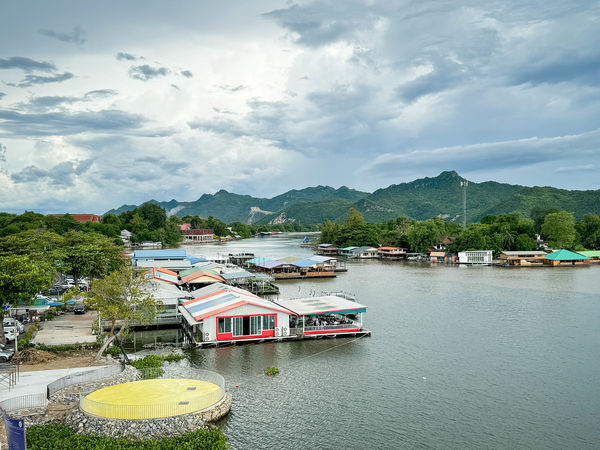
top-left (34, 343), bottom-right (100, 353)
top-left (26, 423), bottom-right (227, 449)
top-left (130, 354), bottom-right (185, 379)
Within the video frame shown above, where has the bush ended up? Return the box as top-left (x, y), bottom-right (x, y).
top-left (130, 354), bottom-right (184, 379)
top-left (265, 366), bottom-right (279, 376)
top-left (17, 325), bottom-right (40, 350)
top-left (106, 345), bottom-right (121, 357)
top-left (25, 423), bottom-right (228, 449)
top-left (35, 343), bottom-right (100, 353)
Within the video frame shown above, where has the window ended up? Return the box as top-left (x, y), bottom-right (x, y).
top-left (233, 317), bottom-right (243, 337)
top-left (262, 315), bottom-right (275, 330)
top-left (218, 317), bottom-right (232, 333)
top-left (250, 316), bottom-right (262, 335)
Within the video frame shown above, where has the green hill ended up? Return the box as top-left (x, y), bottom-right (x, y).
top-left (105, 171), bottom-right (600, 224)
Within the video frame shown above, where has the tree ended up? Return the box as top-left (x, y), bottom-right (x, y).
top-left (86, 267), bottom-right (161, 359)
top-left (515, 234), bottom-right (536, 251)
top-left (139, 202), bottom-right (167, 230)
top-left (576, 213), bottom-right (600, 249)
top-left (406, 220), bottom-right (444, 253)
top-left (542, 211), bottom-right (576, 249)
top-left (345, 208), bottom-right (365, 227)
top-left (320, 220), bottom-right (342, 244)
top-left (0, 255), bottom-right (53, 343)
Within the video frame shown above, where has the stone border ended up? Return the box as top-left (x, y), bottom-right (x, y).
top-left (9, 364), bottom-right (231, 440)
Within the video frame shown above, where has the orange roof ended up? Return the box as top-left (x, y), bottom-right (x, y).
top-left (145, 267), bottom-right (178, 277)
top-left (180, 271), bottom-right (225, 284)
top-left (48, 214), bottom-right (101, 223)
top-left (379, 247), bottom-right (399, 250)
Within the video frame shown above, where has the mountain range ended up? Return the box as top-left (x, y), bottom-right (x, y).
top-left (105, 171), bottom-right (600, 224)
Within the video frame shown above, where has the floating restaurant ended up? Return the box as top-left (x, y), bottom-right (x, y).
top-left (543, 249), bottom-right (590, 266)
top-left (246, 255), bottom-right (346, 279)
top-left (179, 283), bottom-right (370, 347)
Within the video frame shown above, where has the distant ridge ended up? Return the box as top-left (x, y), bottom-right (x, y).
top-left (105, 171), bottom-right (600, 224)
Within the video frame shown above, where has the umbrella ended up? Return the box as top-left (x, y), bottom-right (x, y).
top-left (65, 300), bottom-right (78, 304)
top-left (49, 302), bottom-right (64, 306)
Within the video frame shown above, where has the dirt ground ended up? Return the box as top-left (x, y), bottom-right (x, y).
top-left (16, 348), bottom-right (109, 372)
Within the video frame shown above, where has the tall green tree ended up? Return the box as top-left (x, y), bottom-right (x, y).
top-left (542, 211), bottom-right (577, 249)
top-left (86, 267), bottom-right (161, 359)
top-left (576, 213), bottom-right (600, 249)
top-left (0, 255), bottom-right (53, 343)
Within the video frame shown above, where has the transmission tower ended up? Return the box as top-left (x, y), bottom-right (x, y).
top-left (460, 180), bottom-right (468, 227)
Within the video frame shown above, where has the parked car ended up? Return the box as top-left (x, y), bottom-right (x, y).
top-left (3, 317), bottom-right (24, 333)
top-left (0, 348), bottom-right (14, 362)
top-left (4, 327), bottom-right (18, 342)
top-left (48, 285), bottom-right (68, 296)
top-left (74, 305), bottom-right (87, 315)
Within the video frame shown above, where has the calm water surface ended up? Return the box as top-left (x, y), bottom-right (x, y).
top-left (179, 235), bottom-right (600, 449)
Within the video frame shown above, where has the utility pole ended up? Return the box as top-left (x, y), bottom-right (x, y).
top-left (460, 180), bottom-right (468, 228)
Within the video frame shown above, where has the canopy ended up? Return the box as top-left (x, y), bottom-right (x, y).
top-left (277, 295), bottom-right (367, 316)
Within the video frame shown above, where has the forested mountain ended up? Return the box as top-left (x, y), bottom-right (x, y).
top-left (105, 171), bottom-right (600, 224)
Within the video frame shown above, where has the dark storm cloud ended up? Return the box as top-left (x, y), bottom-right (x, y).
top-left (116, 52), bottom-right (138, 61)
top-left (17, 90), bottom-right (117, 112)
top-left (0, 56), bottom-right (56, 72)
top-left (9, 72), bottom-right (74, 88)
top-left (363, 129), bottom-right (600, 175)
top-left (264, 2), bottom-right (375, 47)
top-left (396, 59), bottom-right (470, 102)
top-left (181, 70), bottom-right (193, 78)
top-left (0, 92), bottom-right (5, 100)
top-left (128, 65), bottom-right (169, 81)
top-left (0, 109), bottom-right (147, 137)
top-left (39, 26), bottom-right (86, 45)
top-left (11, 158), bottom-right (94, 186)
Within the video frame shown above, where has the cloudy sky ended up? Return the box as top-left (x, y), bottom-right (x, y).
top-left (0, 1), bottom-right (599, 214)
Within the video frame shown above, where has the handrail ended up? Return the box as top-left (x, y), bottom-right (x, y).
top-left (304, 323), bottom-right (359, 331)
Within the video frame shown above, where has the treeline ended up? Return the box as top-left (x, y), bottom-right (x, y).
top-left (321, 208), bottom-right (600, 254)
top-left (0, 226), bottom-right (126, 307)
top-left (109, 202), bottom-right (182, 245)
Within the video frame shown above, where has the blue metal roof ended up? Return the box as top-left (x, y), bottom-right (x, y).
top-left (291, 259), bottom-right (318, 268)
top-left (187, 256), bottom-right (209, 264)
top-left (133, 250), bottom-right (187, 259)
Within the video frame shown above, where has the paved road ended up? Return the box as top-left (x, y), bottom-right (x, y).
top-left (31, 311), bottom-right (98, 346)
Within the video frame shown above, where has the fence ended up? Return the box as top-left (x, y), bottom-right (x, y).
top-left (46, 363), bottom-right (124, 398)
top-left (80, 367), bottom-right (225, 420)
top-left (0, 364), bottom-right (19, 390)
top-left (0, 392), bottom-right (48, 413)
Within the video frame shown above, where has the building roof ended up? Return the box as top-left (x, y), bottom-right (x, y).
top-left (145, 279), bottom-right (192, 305)
top-left (180, 283), bottom-right (293, 322)
top-left (279, 256), bottom-right (303, 263)
top-left (577, 250), bottom-right (600, 258)
top-left (277, 295), bottom-right (368, 316)
top-left (179, 265), bottom-right (221, 278)
top-left (340, 246), bottom-right (359, 251)
top-left (318, 243), bottom-right (334, 248)
top-left (133, 250), bottom-right (187, 259)
top-left (545, 249), bottom-right (589, 260)
top-left (246, 257), bottom-right (272, 265)
top-left (290, 258), bottom-right (319, 268)
top-left (221, 270), bottom-right (254, 281)
top-left (180, 271), bottom-right (225, 284)
top-left (136, 260), bottom-right (191, 270)
top-left (499, 251), bottom-right (547, 256)
top-left (144, 267), bottom-right (179, 284)
top-left (255, 260), bottom-right (294, 269)
top-left (182, 229), bottom-right (213, 235)
top-left (48, 214), bottom-right (101, 223)
top-left (308, 255), bottom-right (336, 262)
top-left (378, 247), bottom-right (401, 251)
top-left (187, 256), bottom-right (210, 265)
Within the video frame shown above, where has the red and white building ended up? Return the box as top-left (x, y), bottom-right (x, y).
top-left (179, 283), bottom-right (294, 343)
top-left (48, 214), bottom-right (101, 223)
top-left (181, 228), bottom-right (214, 243)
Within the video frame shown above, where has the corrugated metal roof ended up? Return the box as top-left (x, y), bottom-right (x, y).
top-left (545, 249), bottom-right (589, 260)
top-left (500, 251), bottom-right (547, 256)
top-left (290, 259), bottom-right (318, 268)
top-left (221, 271), bottom-right (253, 280)
top-left (181, 283), bottom-right (293, 322)
top-left (279, 256), bottom-right (303, 262)
top-left (277, 295), bottom-right (368, 316)
top-left (133, 250), bottom-right (187, 259)
top-left (577, 251), bottom-right (600, 257)
top-left (256, 260), bottom-right (292, 269)
top-left (308, 255), bottom-right (336, 262)
top-left (247, 257), bottom-right (272, 265)
top-left (180, 271), bottom-right (225, 284)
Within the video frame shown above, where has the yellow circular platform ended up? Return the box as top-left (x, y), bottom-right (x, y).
top-left (81, 378), bottom-right (224, 420)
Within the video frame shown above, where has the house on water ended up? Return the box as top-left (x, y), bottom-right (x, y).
top-left (543, 249), bottom-right (590, 266)
top-left (179, 283), bottom-right (295, 345)
top-left (378, 247), bottom-right (407, 260)
top-left (317, 243), bottom-right (339, 256)
top-left (576, 250), bottom-right (600, 263)
top-left (498, 251), bottom-right (548, 266)
top-left (458, 250), bottom-right (493, 264)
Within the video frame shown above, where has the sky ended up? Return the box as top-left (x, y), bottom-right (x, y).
top-left (0, 0), bottom-right (599, 214)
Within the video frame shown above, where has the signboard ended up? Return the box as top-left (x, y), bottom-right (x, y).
top-left (4, 415), bottom-right (26, 450)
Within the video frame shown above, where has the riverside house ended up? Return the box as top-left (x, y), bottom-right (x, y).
top-left (498, 250), bottom-right (548, 266)
top-left (543, 249), bottom-right (590, 266)
top-left (378, 247), bottom-right (407, 260)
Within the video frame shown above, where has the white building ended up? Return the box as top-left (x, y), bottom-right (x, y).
top-left (458, 250), bottom-right (493, 264)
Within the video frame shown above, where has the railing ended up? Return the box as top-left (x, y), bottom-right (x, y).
top-left (47, 364), bottom-right (125, 398)
top-left (0, 364), bottom-right (19, 390)
top-left (80, 368), bottom-right (225, 420)
top-left (320, 291), bottom-right (356, 301)
top-left (303, 323), bottom-right (360, 332)
top-left (0, 392), bottom-right (48, 413)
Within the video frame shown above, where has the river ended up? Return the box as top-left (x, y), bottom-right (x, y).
top-left (157, 235), bottom-right (600, 449)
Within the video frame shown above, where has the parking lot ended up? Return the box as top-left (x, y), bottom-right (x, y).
top-left (31, 311), bottom-right (98, 346)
